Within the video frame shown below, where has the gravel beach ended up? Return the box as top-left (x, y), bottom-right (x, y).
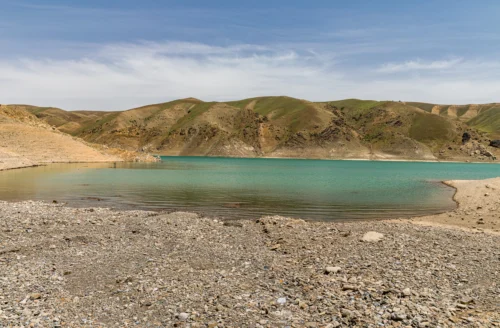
top-left (0, 179), bottom-right (499, 327)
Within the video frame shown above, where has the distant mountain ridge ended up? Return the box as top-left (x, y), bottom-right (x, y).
top-left (15, 96), bottom-right (500, 162)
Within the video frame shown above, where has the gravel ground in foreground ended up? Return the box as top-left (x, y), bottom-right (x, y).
top-left (0, 201), bottom-right (499, 328)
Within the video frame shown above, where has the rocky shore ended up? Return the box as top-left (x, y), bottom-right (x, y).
top-left (0, 179), bottom-right (499, 327)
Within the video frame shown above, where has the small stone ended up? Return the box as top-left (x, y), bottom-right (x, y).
top-left (30, 293), bottom-right (42, 300)
top-left (141, 300), bottom-right (152, 307)
top-left (341, 308), bottom-right (354, 318)
top-left (342, 284), bottom-right (358, 291)
top-left (178, 312), bottom-right (189, 321)
top-left (402, 288), bottom-right (411, 297)
top-left (277, 297), bottom-right (286, 305)
top-left (391, 312), bottom-right (407, 321)
top-left (325, 266), bottom-right (341, 274)
top-left (361, 231), bottom-right (384, 242)
top-left (270, 244), bottom-right (281, 250)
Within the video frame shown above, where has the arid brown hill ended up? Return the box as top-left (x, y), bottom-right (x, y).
top-left (0, 105), bottom-right (158, 170)
top-left (0, 105), bottom-right (122, 170)
top-left (20, 97), bottom-right (500, 161)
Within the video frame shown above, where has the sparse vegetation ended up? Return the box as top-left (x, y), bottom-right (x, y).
top-left (409, 112), bottom-right (456, 143)
top-left (468, 105), bottom-right (500, 138)
top-left (21, 97), bottom-right (500, 161)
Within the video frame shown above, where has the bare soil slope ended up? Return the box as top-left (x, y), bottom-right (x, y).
top-left (0, 105), bottom-right (122, 170)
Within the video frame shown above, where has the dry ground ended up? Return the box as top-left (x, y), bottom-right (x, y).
top-left (0, 179), bottom-right (499, 327)
top-left (0, 122), bottom-right (121, 171)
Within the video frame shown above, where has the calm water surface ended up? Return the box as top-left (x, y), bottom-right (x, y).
top-left (0, 157), bottom-right (499, 220)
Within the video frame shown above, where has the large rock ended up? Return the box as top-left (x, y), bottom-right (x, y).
top-left (462, 132), bottom-right (471, 144)
top-left (490, 140), bottom-right (500, 148)
top-left (361, 231), bottom-right (384, 242)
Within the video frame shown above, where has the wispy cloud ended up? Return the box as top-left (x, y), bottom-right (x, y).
top-left (0, 42), bottom-right (499, 110)
top-left (377, 58), bottom-right (463, 73)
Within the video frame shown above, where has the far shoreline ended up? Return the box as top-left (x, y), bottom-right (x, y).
top-left (158, 154), bottom-right (500, 165)
top-left (2, 154), bottom-right (500, 172)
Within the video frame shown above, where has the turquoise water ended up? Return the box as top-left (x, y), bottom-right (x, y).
top-left (0, 157), bottom-right (499, 220)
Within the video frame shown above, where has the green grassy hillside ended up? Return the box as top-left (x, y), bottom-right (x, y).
top-left (467, 105), bottom-right (500, 138)
top-left (408, 102), bottom-right (500, 138)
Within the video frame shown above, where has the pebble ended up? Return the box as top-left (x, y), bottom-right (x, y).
top-left (325, 266), bottom-right (341, 274)
top-left (0, 201), bottom-right (498, 326)
top-left (361, 231), bottom-right (384, 242)
top-left (29, 293), bottom-right (41, 300)
top-left (178, 312), bottom-right (189, 321)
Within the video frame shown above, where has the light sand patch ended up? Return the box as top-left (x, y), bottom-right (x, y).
top-left (447, 105), bottom-right (458, 118)
top-left (431, 105), bottom-right (441, 115)
top-left (459, 104), bottom-right (480, 121)
top-left (403, 177), bottom-right (500, 234)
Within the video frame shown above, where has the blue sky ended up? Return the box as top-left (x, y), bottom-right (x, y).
top-left (1, 0), bottom-right (500, 110)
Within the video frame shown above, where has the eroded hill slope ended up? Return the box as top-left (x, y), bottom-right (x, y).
top-left (0, 105), bottom-right (123, 170)
top-left (25, 97), bottom-right (500, 161)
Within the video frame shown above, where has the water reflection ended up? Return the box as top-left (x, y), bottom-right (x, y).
top-left (0, 157), bottom-right (498, 220)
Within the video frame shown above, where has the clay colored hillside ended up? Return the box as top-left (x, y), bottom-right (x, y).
top-left (26, 97), bottom-right (500, 161)
top-left (0, 105), bottom-right (123, 170)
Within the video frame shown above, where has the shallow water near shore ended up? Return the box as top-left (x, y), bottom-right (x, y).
top-left (1, 157), bottom-right (499, 220)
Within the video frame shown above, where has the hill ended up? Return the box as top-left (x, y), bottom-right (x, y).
top-left (24, 97), bottom-right (500, 162)
top-left (0, 105), bottom-right (156, 170)
top-left (407, 102), bottom-right (500, 139)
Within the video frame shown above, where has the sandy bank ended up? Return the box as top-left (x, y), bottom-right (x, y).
top-left (0, 179), bottom-right (499, 326)
top-left (408, 177), bottom-right (500, 234)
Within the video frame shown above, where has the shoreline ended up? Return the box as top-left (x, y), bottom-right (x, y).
top-left (158, 154), bottom-right (500, 164)
top-left (2, 155), bottom-right (499, 173)
top-left (1, 162), bottom-right (497, 230)
top-left (406, 178), bottom-right (500, 234)
top-left (0, 161), bottom-right (117, 172)
top-left (0, 178), bottom-right (499, 326)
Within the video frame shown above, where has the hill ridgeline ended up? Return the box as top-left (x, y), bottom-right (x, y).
top-left (8, 97), bottom-right (500, 162)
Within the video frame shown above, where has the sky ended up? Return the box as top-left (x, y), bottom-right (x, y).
top-left (1, 0), bottom-right (500, 110)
